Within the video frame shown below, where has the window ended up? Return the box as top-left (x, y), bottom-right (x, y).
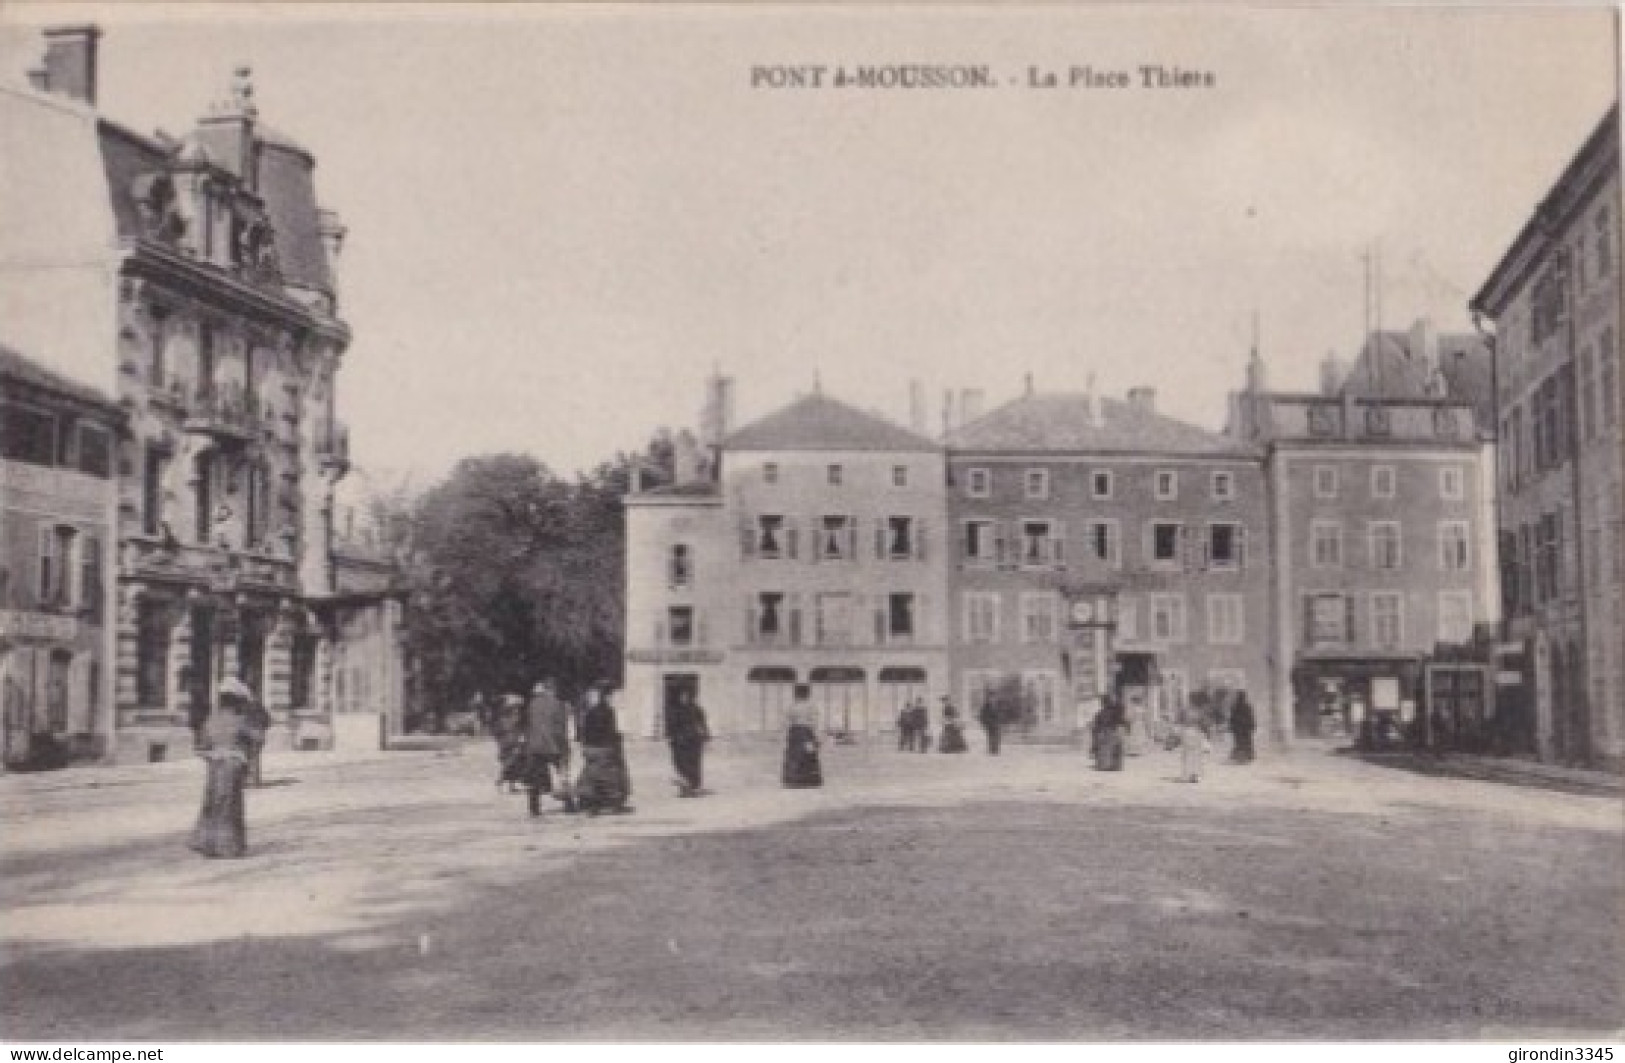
top-left (142, 449), bottom-right (166, 537)
top-left (79, 534), bottom-right (102, 621)
top-left (763, 462), bottom-right (779, 485)
top-left (1211, 470), bottom-right (1235, 501)
top-left (1313, 465), bottom-right (1338, 499)
top-left (818, 515), bottom-right (855, 560)
top-left (1207, 523), bottom-right (1243, 569)
top-left (1580, 344), bottom-right (1597, 442)
top-left (882, 516), bottom-right (916, 560)
top-left (290, 635), bottom-right (316, 708)
top-left (886, 593), bottom-right (916, 642)
top-left (754, 592), bottom-right (785, 642)
top-left (668, 544), bottom-right (692, 587)
top-left (198, 321), bottom-right (216, 392)
top-left (1148, 594), bottom-right (1188, 643)
top-left (136, 600), bottom-right (169, 707)
top-left (963, 592), bottom-right (1000, 643)
top-left (1438, 521), bottom-right (1471, 572)
top-left (1, 402), bottom-right (56, 465)
top-left (1116, 596), bottom-right (1139, 641)
top-left (1150, 522), bottom-right (1182, 566)
top-left (1085, 519), bottom-right (1120, 566)
top-left (1597, 205), bottom-right (1614, 280)
top-left (1020, 519), bottom-right (1062, 567)
top-left (1369, 521), bottom-right (1402, 570)
top-left (1024, 468), bottom-right (1050, 500)
top-left (667, 606), bottom-right (695, 647)
top-left (1371, 465), bottom-right (1396, 500)
top-left (1439, 466), bottom-right (1465, 501)
top-left (1601, 328), bottom-right (1618, 430)
top-left (1091, 471), bottom-right (1113, 499)
top-left (963, 519), bottom-right (997, 563)
top-left (892, 465), bottom-right (908, 488)
top-left (1305, 592), bottom-right (1350, 647)
top-left (1311, 521), bottom-right (1342, 568)
top-left (148, 307), bottom-right (168, 388)
top-left (753, 515), bottom-right (792, 559)
top-left (815, 593), bottom-right (853, 645)
top-left (1438, 591), bottom-right (1474, 644)
top-left (1206, 594), bottom-right (1244, 645)
top-left (1531, 266), bottom-right (1564, 345)
top-left (1155, 470), bottom-right (1178, 500)
top-left (1022, 672), bottom-right (1060, 726)
top-left (827, 464), bottom-right (843, 486)
top-left (37, 526), bottom-right (61, 606)
top-left (76, 424), bottom-right (112, 478)
top-left (1021, 592), bottom-right (1058, 643)
top-left (966, 468), bottom-right (990, 498)
top-left (1370, 592), bottom-right (1404, 649)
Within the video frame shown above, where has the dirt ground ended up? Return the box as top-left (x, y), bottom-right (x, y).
top-left (2, 734), bottom-right (1620, 1040)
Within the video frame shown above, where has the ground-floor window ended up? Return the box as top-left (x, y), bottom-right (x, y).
top-left (1021, 670), bottom-right (1060, 727)
top-left (746, 668), bottom-right (795, 731)
top-left (136, 601), bottom-right (170, 708)
top-left (809, 671), bottom-right (867, 734)
top-left (878, 667), bottom-right (928, 726)
top-left (290, 635), bottom-right (317, 709)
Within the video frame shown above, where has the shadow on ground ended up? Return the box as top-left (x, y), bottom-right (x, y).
top-left (3, 794), bottom-right (1620, 1041)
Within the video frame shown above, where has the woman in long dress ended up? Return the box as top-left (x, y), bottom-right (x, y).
top-left (1178, 703), bottom-right (1211, 783)
top-left (937, 697), bottom-right (968, 754)
top-left (1091, 697), bottom-right (1127, 771)
top-left (576, 686), bottom-right (633, 815)
top-left (189, 678), bottom-right (256, 858)
top-left (781, 685), bottom-right (823, 788)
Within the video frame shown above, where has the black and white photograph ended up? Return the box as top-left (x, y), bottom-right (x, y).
top-left (0, 1), bottom-right (1621, 1050)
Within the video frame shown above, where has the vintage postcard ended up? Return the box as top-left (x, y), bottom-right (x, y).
top-left (0, 1), bottom-right (1620, 1051)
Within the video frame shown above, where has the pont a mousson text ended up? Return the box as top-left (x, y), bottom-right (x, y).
top-left (747, 65), bottom-right (1218, 91)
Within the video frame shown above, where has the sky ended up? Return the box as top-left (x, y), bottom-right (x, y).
top-left (1, 3), bottom-right (1619, 488)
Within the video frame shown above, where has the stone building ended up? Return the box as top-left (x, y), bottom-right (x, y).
top-left (623, 383), bottom-right (947, 738)
top-left (0, 25), bottom-right (405, 761)
top-left (0, 345), bottom-right (123, 769)
top-left (1228, 329), bottom-right (1497, 746)
top-left (1470, 103), bottom-right (1623, 768)
top-left (946, 386), bottom-right (1273, 741)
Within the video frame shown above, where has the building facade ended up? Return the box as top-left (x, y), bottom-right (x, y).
top-left (1229, 339), bottom-right (1497, 746)
top-left (0, 346), bottom-right (123, 769)
top-left (946, 388), bottom-right (1273, 740)
top-left (1, 25), bottom-right (405, 762)
top-left (1470, 104), bottom-right (1623, 768)
top-left (624, 389), bottom-right (948, 739)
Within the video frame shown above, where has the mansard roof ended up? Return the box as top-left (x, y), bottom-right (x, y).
top-left (724, 393), bottom-right (939, 453)
top-left (947, 392), bottom-right (1256, 458)
top-left (0, 341), bottom-right (122, 415)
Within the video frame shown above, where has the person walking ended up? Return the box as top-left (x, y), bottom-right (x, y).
top-left (525, 679), bottom-right (574, 816)
top-left (938, 696), bottom-right (968, 753)
top-left (494, 693), bottom-right (528, 791)
top-left (912, 699), bottom-right (932, 753)
top-left (1229, 692), bottom-right (1257, 764)
top-left (242, 694), bottom-right (271, 788)
top-left (978, 692), bottom-right (1003, 756)
top-left (896, 704), bottom-right (916, 753)
top-left (1177, 702), bottom-right (1212, 783)
top-left (577, 685), bottom-right (633, 815)
top-left (782, 684), bottom-right (823, 788)
top-left (189, 678), bottom-right (257, 859)
top-left (666, 688), bottom-right (711, 797)
top-left (1091, 696), bottom-right (1128, 771)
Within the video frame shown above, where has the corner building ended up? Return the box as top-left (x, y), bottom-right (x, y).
top-left (945, 389), bottom-right (1274, 742)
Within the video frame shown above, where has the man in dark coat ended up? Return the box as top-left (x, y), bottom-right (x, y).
top-left (525, 678), bottom-right (574, 816)
top-left (667, 689), bottom-right (711, 797)
top-left (978, 693), bottom-right (1002, 756)
top-left (1229, 692), bottom-right (1257, 764)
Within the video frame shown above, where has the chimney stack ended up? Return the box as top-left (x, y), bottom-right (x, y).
top-left (699, 371), bottom-right (735, 450)
top-left (41, 24), bottom-right (101, 107)
top-left (1408, 317), bottom-right (1439, 380)
top-left (1127, 387), bottom-right (1156, 414)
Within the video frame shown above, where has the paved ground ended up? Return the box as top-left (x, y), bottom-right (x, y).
top-left (1, 734), bottom-right (1620, 1041)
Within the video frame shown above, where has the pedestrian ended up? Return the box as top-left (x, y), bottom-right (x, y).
top-left (978, 692), bottom-right (1002, 756)
top-left (494, 694), bottom-right (528, 791)
top-left (896, 704), bottom-right (915, 753)
top-left (525, 678), bottom-right (574, 817)
top-left (938, 696), bottom-right (967, 753)
top-left (1091, 696), bottom-right (1127, 771)
top-left (1177, 702), bottom-right (1211, 783)
top-left (1229, 692), bottom-right (1257, 764)
top-left (577, 684), bottom-right (633, 815)
top-left (242, 693), bottom-right (271, 788)
top-left (666, 688), bottom-right (711, 797)
top-left (782, 684), bottom-right (823, 788)
top-left (188, 677), bottom-right (256, 859)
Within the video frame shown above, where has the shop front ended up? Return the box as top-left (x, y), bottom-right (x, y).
top-left (1291, 651), bottom-right (1424, 749)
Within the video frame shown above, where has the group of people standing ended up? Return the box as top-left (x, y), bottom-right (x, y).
top-left (188, 677), bottom-right (272, 859)
top-left (1086, 691), bottom-right (1258, 782)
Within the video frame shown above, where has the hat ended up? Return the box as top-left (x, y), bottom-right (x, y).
top-left (220, 678), bottom-right (253, 702)
top-left (532, 679), bottom-right (552, 693)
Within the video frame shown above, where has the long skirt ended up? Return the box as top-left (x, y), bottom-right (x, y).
top-left (190, 754), bottom-right (248, 858)
top-left (1231, 730), bottom-right (1256, 763)
top-left (782, 724), bottom-right (823, 788)
top-left (671, 740), bottom-right (704, 793)
top-left (1093, 727), bottom-right (1125, 771)
top-left (1179, 727), bottom-right (1208, 782)
top-left (576, 744), bottom-right (630, 812)
top-left (938, 722), bottom-right (967, 754)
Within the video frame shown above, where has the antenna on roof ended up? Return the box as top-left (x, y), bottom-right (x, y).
top-left (1250, 308), bottom-right (1261, 359)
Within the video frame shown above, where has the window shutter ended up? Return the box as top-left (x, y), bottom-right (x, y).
top-left (1345, 594), bottom-right (1358, 646)
top-left (786, 520), bottom-right (799, 561)
top-left (848, 516), bottom-right (858, 561)
top-left (874, 597), bottom-right (887, 645)
top-left (654, 617), bottom-right (667, 647)
top-left (875, 519), bottom-right (887, 560)
top-left (38, 527), bottom-right (54, 604)
top-left (915, 518), bottom-right (927, 561)
top-left (1051, 521), bottom-right (1066, 565)
top-left (789, 595), bottom-right (803, 646)
top-left (746, 594), bottom-right (759, 646)
top-left (917, 593), bottom-right (930, 642)
top-left (1201, 526), bottom-right (1213, 569)
top-left (1183, 525), bottom-right (1200, 571)
top-left (1304, 596), bottom-right (1315, 646)
top-left (740, 518), bottom-right (756, 560)
top-left (696, 612), bottom-right (708, 648)
top-left (995, 521), bottom-right (1009, 566)
top-left (1238, 526), bottom-right (1248, 570)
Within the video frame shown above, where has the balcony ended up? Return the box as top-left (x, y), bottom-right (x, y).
top-left (183, 382), bottom-right (258, 444)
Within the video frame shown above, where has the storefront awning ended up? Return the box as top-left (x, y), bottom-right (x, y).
top-left (809, 666), bottom-right (865, 684)
top-left (878, 666), bottom-right (927, 684)
top-left (747, 666), bottom-right (796, 684)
